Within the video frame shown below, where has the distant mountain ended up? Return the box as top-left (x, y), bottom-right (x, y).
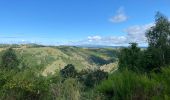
top-left (74, 44), bottom-right (147, 49)
top-left (74, 44), bottom-right (125, 49)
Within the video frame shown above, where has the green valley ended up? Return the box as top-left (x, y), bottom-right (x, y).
top-left (0, 44), bottom-right (119, 76)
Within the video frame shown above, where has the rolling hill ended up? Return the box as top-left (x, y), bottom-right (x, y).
top-left (0, 44), bottom-right (119, 76)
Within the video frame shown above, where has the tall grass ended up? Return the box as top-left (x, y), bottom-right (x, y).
top-left (51, 78), bottom-right (81, 100)
top-left (97, 68), bottom-right (170, 100)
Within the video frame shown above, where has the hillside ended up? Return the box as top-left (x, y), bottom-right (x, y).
top-left (0, 44), bottom-right (119, 76)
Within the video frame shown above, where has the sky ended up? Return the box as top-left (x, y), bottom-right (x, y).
top-left (0, 0), bottom-right (170, 46)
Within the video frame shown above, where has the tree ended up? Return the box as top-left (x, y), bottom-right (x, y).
top-left (1, 48), bottom-right (20, 69)
top-left (118, 43), bottom-right (142, 72)
top-left (146, 12), bottom-right (170, 67)
top-left (60, 64), bottom-right (77, 78)
top-left (118, 12), bottom-right (170, 73)
top-left (140, 48), bottom-right (162, 72)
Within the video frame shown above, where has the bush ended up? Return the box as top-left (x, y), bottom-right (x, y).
top-left (1, 48), bottom-right (20, 69)
top-left (79, 69), bottom-right (108, 88)
top-left (0, 69), bottom-right (52, 100)
top-left (60, 64), bottom-right (77, 78)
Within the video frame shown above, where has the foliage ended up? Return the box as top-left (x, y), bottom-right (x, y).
top-left (78, 69), bottom-right (108, 88)
top-left (51, 78), bottom-right (81, 100)
top-left (146, 12), bottom-right (170, 67)
top-left (119, 13), bottom-right (170, 73)
top-left (97, 68), bottom-right (170, 100)
top-left (1, 48), bottom-right (20, 69)
top-left (60, 64), bottom-right (77, 78)
top-left (0, 69), bottom-right (52, 100)
top-left (118, 43), bottom-right (142, 72)
top-left (140, 48), bottom-right (162, 72)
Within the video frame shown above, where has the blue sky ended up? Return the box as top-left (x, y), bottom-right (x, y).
top-left (0, 0), bottom-right (170, 46)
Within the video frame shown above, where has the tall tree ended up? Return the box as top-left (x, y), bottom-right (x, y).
top-left (146, 12), bottom-right (170, 66)
top-left (118, 43), bottom-right (141, 72)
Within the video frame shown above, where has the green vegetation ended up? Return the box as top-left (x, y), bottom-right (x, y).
top-left (97, 68), bottom-right (170, 100)
top-left (146, 12), bottom-right (170, 68)
top-left (119, 12), bottom-right (170, 73)
top-left (118, 43), bottom-right (142, 72)
top-left (0, 45), bottom-right (117, 100)
top-left (82, 69), bottom-right (108, 88)
top-left (0, 12), bottom-right (170, 100)
top-left (1, 48), bottom-right (20, 69)
top-left (0, 46), bottom-right (118, 75)
top-left (60, 64), bottom-right (77, 78)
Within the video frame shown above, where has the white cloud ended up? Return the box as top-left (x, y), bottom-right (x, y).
top-left (124, 23), bottom-right (154, 43)
top-left (69, 23), bottom-right (154, 46)
top-left (85, 36), bottom-right (128, 46)
top-left (110, 7), bottom-right (128, 23)
top-left (88, 36), bottom-right (102, 42)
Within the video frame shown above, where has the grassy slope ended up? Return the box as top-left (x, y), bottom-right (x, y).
top-left (0, 45), bottom-right (119, 76)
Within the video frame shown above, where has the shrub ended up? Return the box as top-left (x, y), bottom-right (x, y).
top-left (1, 48), bottom-right (20, 69)
top-left (0, 69), bottom-right (52, 100)
top-left (79, 69), bottom-right (108, 88)
top-left (60, 64), bottom-right (77, 78)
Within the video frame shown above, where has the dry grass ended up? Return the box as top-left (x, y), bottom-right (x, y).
top-left (100, 62), bottom-right (118, 72)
